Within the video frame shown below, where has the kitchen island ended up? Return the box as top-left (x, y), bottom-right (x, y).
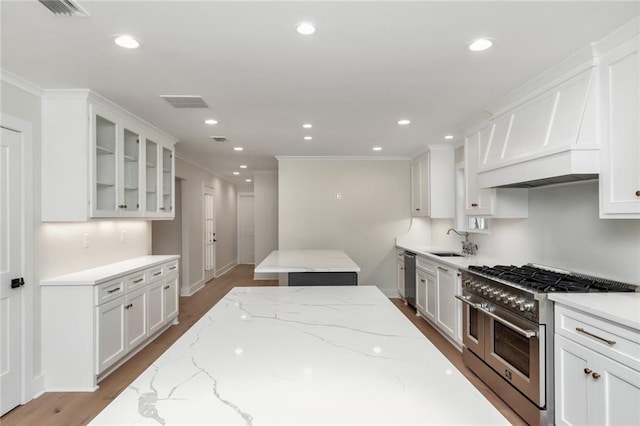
top-left (91, 286), bottom-right (507, 425)
top-left (254, 249), bottom-right (361, 286)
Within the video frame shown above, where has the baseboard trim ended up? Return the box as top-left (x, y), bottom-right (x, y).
top-left (180, 279), bottom-right (204, 297)
top-left (215, 261), bottom-right (236, 277)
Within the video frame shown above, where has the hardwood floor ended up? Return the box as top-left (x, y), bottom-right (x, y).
top-left (2, 264), bottom-right (525, 425)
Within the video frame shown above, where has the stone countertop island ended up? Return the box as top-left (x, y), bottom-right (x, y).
top-left (91, 286), bottom-right (507, 425)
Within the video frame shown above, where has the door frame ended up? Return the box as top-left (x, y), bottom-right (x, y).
top-left (203, 184), bottom-right (216, 282)
top-left (236, 192), bottom-right (255, 264)
top-left (1, 113), bottom-right (37, 405)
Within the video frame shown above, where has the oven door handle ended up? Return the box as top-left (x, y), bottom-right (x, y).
top-left (479, 306), bottom-right (538, 339)
top-left (454, 295), bottom-right (538, 339)
top-left (455, 294), bottom-right (482, 309)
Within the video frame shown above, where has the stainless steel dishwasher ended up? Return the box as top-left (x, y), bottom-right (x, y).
top-left (403, 251), bottom-right (416, 308)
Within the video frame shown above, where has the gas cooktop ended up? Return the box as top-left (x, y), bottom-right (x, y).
top-left (467, 264), bottom-right (636, 293)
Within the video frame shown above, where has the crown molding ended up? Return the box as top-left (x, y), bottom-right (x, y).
top-left (1, 69), bottom-right (44, 97)
top-left (275, 155), bottom-right (410, 161)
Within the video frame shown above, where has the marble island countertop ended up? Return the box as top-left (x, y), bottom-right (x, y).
top-left (254, 249), bottom-right (361, 273)
top-left (91, 286), bottom-right (507, 425)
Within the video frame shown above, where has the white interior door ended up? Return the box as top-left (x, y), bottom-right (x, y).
top-left (0, 126), bottom-right (23, 416)
top-left (204, 187), bottom-right (215, 277)
top-left (238, 194), bottom-right (255, 264)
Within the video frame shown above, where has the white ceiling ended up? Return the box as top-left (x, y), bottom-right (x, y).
top-left (2, 1), bottom-right (639, 184)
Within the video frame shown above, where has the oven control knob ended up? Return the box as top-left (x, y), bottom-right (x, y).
top-left (515, 298), bottom-right (525, 310)
top-left (523, 302), bottom-right (535, 312)
top-left (506, 295), bottom-right (517, 307)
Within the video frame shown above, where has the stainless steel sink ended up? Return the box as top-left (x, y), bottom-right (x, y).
top-left (430, 251), bottom-right (465, 257)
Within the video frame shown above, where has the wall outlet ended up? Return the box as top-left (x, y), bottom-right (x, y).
top-left (120, 230), bottom-right (126, 244)
top-left (83, 233), bottom-right (90, 249)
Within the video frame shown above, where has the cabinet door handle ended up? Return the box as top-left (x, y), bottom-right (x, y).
top-left (133, 278), bottom-right (144, 283)
top-left (471, 203), bottom-right (478, 207)
top-left (153, 271), bottom-right (162, 276)
top-left (575, 327), bottom-right (616, 345)
top-left (164, 285), bottom-right (170, 290)
top-left (125, 303), bottom-right (133, 309)
top-left (415, 208), bottom-right (420, 211)
top-left (168, 266), bottom-right (177, 270)
top-left (438, 266), bottom-right (449, 272)
top-left (107, 287), bottom-right (120, 294)
top-left (160, 207), bottom-right (166, 211)
top-left (636, 190), bottom-right (640, 197)
top-left (592, 372), bottom-right (601, 380)
top-left (584, 368), bottom-right (592, 374)
top-left (420, 279), bottom-right (425, 283)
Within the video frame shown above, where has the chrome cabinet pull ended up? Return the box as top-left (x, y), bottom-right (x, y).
top-left (575, 327), bottom-right (616, 345)
top-left (107, 287), bottom-right (120, 294)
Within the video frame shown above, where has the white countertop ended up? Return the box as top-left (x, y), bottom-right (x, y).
top-left (549, 292), bottom-right (640, 331)
top-left (396, 243), bottom-right (499, 270)
top-left (40, 255), bottom-right (180, 286)
top-left (91, 286), bottom-right (507, 425)
top-left (254, 249), bottom-right (361, 273)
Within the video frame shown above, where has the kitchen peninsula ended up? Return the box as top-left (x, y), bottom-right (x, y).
top-left (90, 286), bottom-right (508, 425)
top-left (254, 249), bottom-right (361, 286)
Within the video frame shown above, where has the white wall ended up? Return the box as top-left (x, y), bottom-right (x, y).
top-left (431, 181), bottom-right (640, 284)
top-left (253, 171), bottom-right (278, 278)
top-left (278, 158), bottom-right (412, 295)
top-left (152, 178), bottom-right (183, 283)
top-left (175, 157), bottom-right (238, 294)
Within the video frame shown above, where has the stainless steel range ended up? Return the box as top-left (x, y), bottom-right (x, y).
top-left (457, 264), bottom-right (636, 426)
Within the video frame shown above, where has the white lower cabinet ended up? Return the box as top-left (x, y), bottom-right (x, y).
top-left (554, 305), bottom-right (640, 425)
top-left (42, 255), bottom-right (180, 391)
top-left (414, 254), bottom-right (462, 347)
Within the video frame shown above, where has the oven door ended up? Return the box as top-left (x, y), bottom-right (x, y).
top-left (483, 304), bottom-right (545, 407)
top-left (457, 293), bottom-right (485, 357)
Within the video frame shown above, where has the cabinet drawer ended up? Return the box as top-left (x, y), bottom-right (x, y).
top-left (416, 256), bottom-right (436, 274)
top-left (125, 271), bottom-right (147, 292)
top-left (96, 278), bottom-right (126, 305)
top-left (165, 260), bottom-right (179, 275)
top-left (148, 265), bottom-right (165, 282)
top-left (555, 305), bottom-right (640, 371)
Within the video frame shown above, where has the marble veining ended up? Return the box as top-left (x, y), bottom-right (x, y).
top-left (91, 286), bottom-right (507, 425)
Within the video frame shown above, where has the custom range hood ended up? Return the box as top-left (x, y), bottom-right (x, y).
top-left (472, 47), bottom-right (601, 190)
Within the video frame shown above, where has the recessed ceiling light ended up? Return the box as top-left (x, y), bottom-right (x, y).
top-left (469, 38), bottom-right (493, 52)
top-left (114, 35), bottom-right (140, 49)
top-left (296, 22), bottom-right (316, 35)
top-left (304, 136), bottom-right (313, 141)
top-left (397, 119), bottom-right (411, 125)
top-left (234, 147), bottom-right (244, 151)
top-left (444, 135), bottom-right (454, 140)
top-left (240, 165), bottom-right (247, 169)
top-left (245, 179), bottom-right (252, 183)
top-left (204, 119), bottom-right (218, 125)
top-left (373, 147), bottom-right (382, 151)
top-left (233, 172), bottom-right (240, 175)
top-left (302, 123), bottom-right (312, 129)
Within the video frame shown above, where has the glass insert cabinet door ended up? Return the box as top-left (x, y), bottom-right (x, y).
top-left (145, 139), bottom-right (159, 213)
top-left (122, 127), bottom-right (141, 213)
top-left (161, 147), bottom-right (173, 213)
top-left (94, 114), bottom-right (118, 215)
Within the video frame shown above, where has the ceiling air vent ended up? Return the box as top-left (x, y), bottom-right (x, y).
top-left (210, 136), bottom-right (228, 143)
top-left (160, 95), bottom-right (209, 108)
top-left (38, 0), bottom-right (90, 17)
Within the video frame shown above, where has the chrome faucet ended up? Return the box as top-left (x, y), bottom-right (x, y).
top-left (447, 228), bottom-right (478, 256)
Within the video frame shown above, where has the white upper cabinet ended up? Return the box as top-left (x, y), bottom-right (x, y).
top-left (598, 32), bottom-right (640, 218)
top-left (411, 145), bottom-right (455, 218)
top-left (465, 126), bottom-right (529, 217)
top-left (42, 90), bottom-right (177, 221)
